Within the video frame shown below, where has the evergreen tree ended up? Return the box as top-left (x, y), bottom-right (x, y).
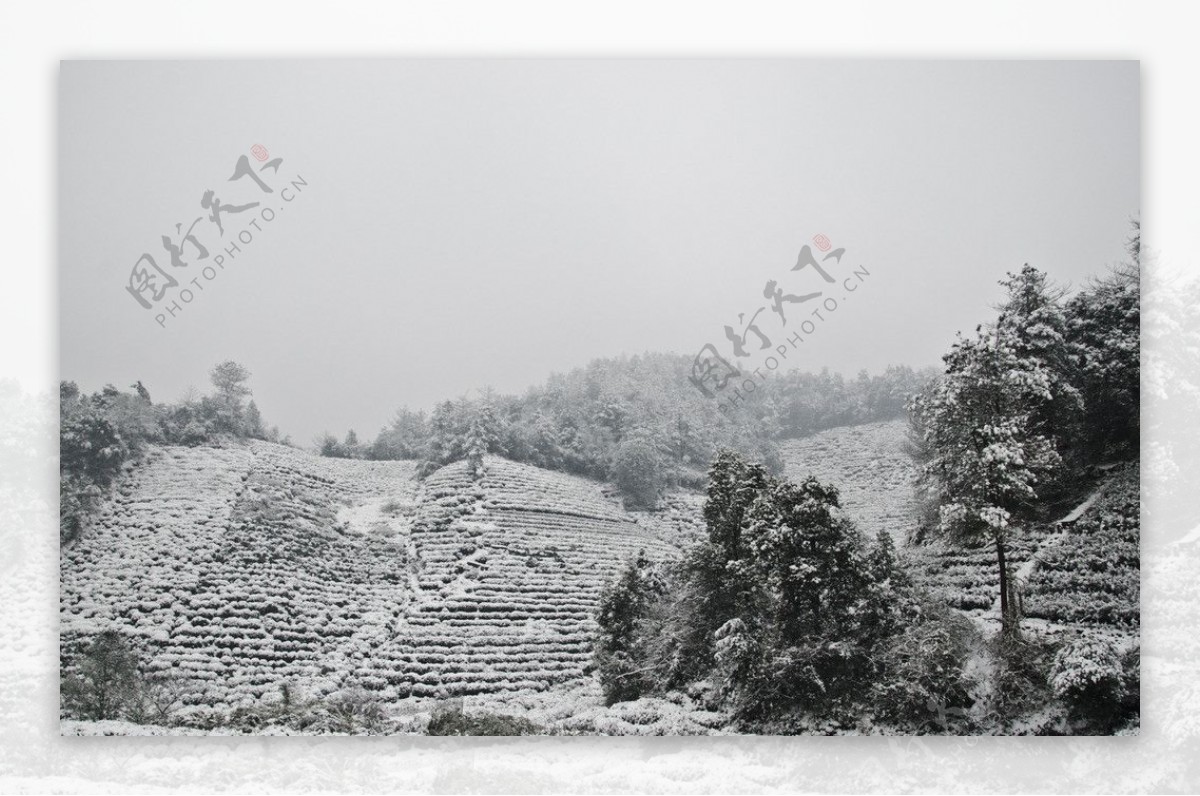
top-left (428, 400), bottom-right (467, 464)
top-left (594, 551), bottom-right (665, 704)
top-left (341, 429), bottom-right (363, 458)
top-left (703, 451), bottom-right (770, 561)
top-left (317, 432), bottom-right (341, 458)
top-left (209, 361), bottom-right (252, 435)
top-left (371, 407), bottom-right (429, 459)
top-left (994, 265), bottom-right (1083, 474)
top-left (910, 265), bottom-right (1080, 636)
top-left (244, 400), bottom-right (266, 440)
top-left (464, 403), bottom-right (502, 478)
top-left (1065, 262), bottom-right (1140, 458)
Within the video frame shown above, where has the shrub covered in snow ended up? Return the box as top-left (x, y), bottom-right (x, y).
top-left (871, 604), bottom-right (978, 733)
top-left (60, 629), bottom-right (186, 726)
top-left (1049, 632), bottom-right (1137, 732)
top-left (426, 702), bottom-right (541, 736)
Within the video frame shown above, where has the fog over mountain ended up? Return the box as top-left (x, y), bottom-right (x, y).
top-left (60, 60), bottom-right (1137, 444)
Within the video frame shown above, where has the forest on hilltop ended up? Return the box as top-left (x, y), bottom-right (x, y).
top-left (328, 359), bottom-right (938, 508)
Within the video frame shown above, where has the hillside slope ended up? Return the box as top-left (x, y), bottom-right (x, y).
top-left (357, 456), bottom-right (679, 699)
top-left (60, 443), bottom-right (678, 714)
top-left (780, 420), bottom-right (1139, 638)
top-left (906, 464), bottom-right (1139, 630)
top-left (780, 419), bottom-right (920, 543)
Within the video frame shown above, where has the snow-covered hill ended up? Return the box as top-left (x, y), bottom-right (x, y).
top-left (780, 419), bottom-right (920, 544)
top-left (60, 442), bottom-right (679, 716)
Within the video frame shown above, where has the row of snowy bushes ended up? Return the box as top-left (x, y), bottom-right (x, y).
top-left (1026, 469), bottom-right (1140, 629)
top-left (358, 457), bottom-right (679, 699)
top-left (62, 441), bottom-right (417, 710)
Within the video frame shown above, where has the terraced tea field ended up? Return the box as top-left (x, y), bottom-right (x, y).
top-left (358, 457), bottom-right (679, 699)
top-left (60, 443), bottom-right (679, 717)
top-left (60, 423), bottom-right (1139, 733)
top-left (780, 419), bottom-right (920, 544)
top-left (1023, 465), bottom-right (1139, 631)
top-left (908, 464), bottom-right (1140, 639)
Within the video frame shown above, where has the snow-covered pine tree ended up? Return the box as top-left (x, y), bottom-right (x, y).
top-left (464, 402), bottom-right (502, 479)
top-left (910, 265), bottom-right (1081, 636)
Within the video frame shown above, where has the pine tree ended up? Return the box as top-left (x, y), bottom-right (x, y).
top-left (910, 265), bottom-right (1080, 636)
top-left (427, 400), bottom-right (467, 464)
top-left (594, 550), bottom-right (664, 704)
top-left (342, 429), bottom-right (363, 458)
top-left (209, 361), bottom-right (252, 435)
top-left (995, 264), bottom-right (1083, 474)
top-left (1065, 261), bottom-right (1140, 459)
top-left (464, 403), bottom-right (502, 478)
top-left (244, 400), bottom-right (266, 440)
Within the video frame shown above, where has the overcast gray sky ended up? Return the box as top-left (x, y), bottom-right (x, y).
top-left (60, 60), bottom-right (1138, 444)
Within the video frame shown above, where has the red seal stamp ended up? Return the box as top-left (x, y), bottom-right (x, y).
top-left (251, 144), bottom-right (269, 162)
top-left (813, 234), bottom-right (832, 252)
